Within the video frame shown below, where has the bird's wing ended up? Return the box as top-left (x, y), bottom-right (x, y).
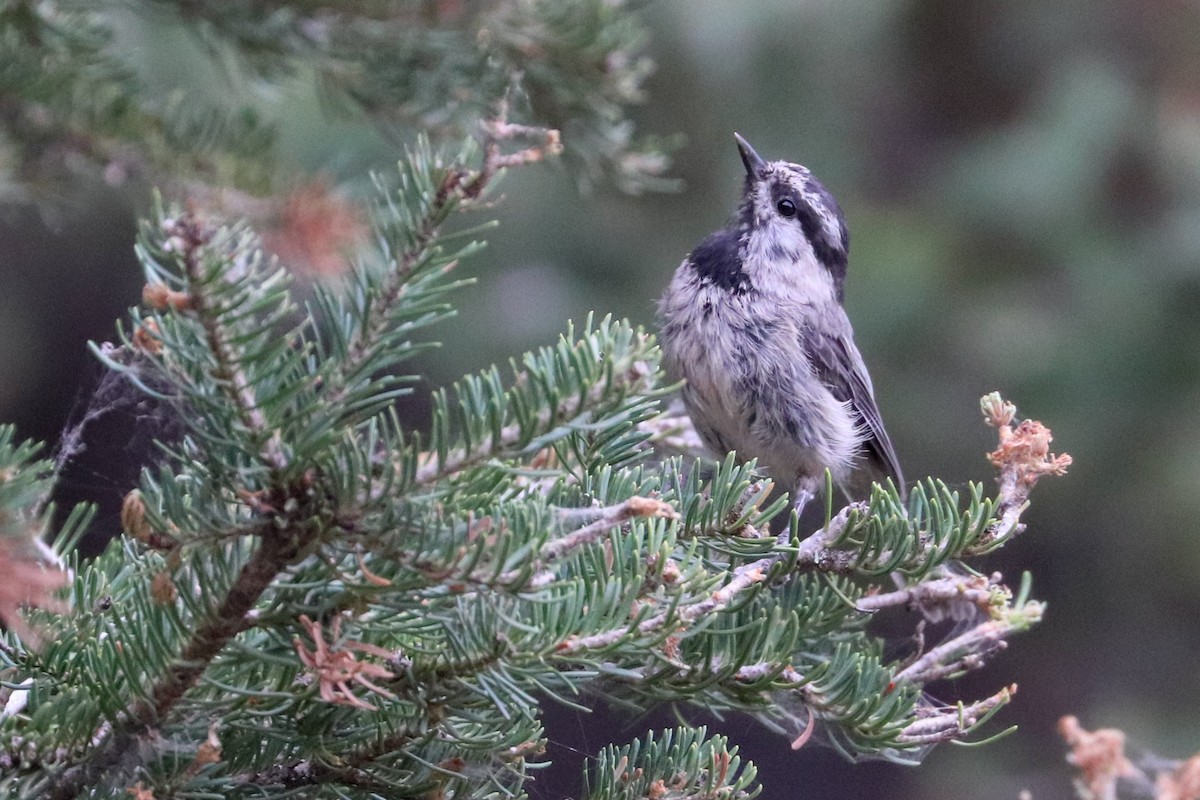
top-left (807, 327), bottom-right (906, 497)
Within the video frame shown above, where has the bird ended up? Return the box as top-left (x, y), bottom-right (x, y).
top-left (657, 133), bottom-right (904, 515)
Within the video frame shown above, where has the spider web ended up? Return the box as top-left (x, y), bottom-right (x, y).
top-left (48, 347), bottom-right (185, 556)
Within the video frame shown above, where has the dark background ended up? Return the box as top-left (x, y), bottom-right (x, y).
top-left (2, 1), bottom-right (1199, 797)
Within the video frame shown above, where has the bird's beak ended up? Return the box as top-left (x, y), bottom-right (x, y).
top-left (734, 133), bottom-right (766, 177)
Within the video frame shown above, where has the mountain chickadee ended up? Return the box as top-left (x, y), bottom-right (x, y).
top-left (658, 134), bottom-right (904, 513)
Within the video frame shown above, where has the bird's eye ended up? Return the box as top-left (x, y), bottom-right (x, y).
top-left (776, 198), bottom-right (797, 218)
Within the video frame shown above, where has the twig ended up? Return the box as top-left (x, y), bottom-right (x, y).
top-left (791, 503), bottom-right (864, 573)
top-left (855, 573), bottom-right (998, 614)
top-left (514, 497), bottom-right (676, 588)
top-left (542, 497), bottom-right (676, 563)
top-left (556, 553), bottom-right (775, 655)
top-left (977, 392), bottom-right (1071, 548)
top-left (552, 506), bottom-right (861, 655)
top-left (461, 104), bottom-right (562, 200)
top-left (894, 601), bottom-right (1044, 685)
top-left (897, 686), bottom-right (1016, 744)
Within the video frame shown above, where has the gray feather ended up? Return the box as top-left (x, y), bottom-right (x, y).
top-left (805, 323), bottom-right (905, 498)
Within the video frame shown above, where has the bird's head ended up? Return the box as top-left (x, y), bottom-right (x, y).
top-left (734, 133), bottom-right (849, 302)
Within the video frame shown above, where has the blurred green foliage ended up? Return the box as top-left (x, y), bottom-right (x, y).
top-left (1, 0), bottom-right (1199, 797)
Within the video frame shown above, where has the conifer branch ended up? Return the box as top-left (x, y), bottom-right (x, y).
top-left (161, 212), bottom-right (288, 472)
top-left (46, 531), bottom-right (305, 800)
top-left (583, 727), bottom-right (759, 800)
top-left (343, 167), bottom-right (468, 373)
top-left (408, 327), bottom-right (657, 488)
top-left (231, 730), bottom-right (420, 793)
top-left (337, 118), bottom-right (562, 403)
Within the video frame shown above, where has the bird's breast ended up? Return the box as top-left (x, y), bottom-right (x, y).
top-left (659, 270), bottom-right (861, 482)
